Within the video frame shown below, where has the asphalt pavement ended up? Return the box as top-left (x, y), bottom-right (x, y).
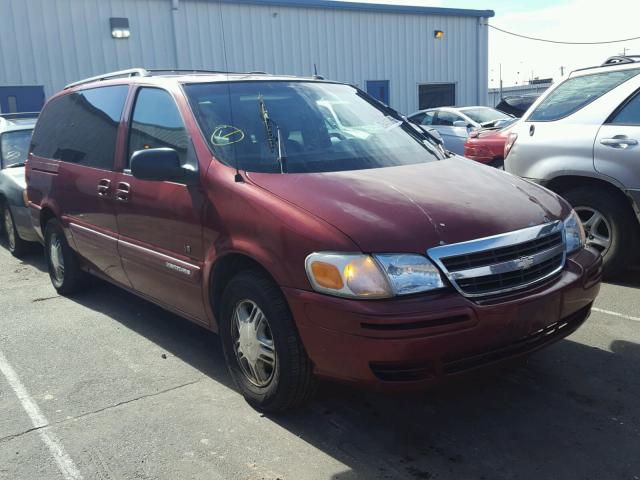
top-left (1, 243), bottom-right (639, 480)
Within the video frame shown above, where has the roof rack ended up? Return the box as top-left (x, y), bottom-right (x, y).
top-left (601, 55), bottom-right (640, 66)
top-left (64, 67), bottom-right (275, 90)
top-left (64, 68), bottom-right (150, 89)
top-left (572, 55), bottom-right (640, 73)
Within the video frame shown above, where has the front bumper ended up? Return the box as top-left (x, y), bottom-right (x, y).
top-left (285, 247), bottom-right (601, 389)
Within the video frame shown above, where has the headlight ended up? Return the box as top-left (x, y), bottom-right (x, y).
top-left (564, 209), bottom-right (586, 254)
top-left (305, 252), bottom-right (445, 299)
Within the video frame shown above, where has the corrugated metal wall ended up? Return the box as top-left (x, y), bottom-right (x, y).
top-left (0, 0), bottom-right (489, 114)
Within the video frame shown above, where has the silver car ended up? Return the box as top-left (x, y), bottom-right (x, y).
top-left (505, 56), bottom-right (640, 277)
top-left (0, 114), bottom-right (38, 257)
top-left (408, 106), bottom-right (513, 155)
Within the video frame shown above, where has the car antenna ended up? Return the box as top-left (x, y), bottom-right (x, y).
top-left (217, 0), bottom-right (243, 182)
top-left (313, 63), bottom-right (324, 80)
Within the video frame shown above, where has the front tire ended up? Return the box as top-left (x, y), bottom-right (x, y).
top-left (219, 270), bottom-right (316, 412)
top-left (44, 219), bottom-right (86, 294)
top-left (2, 204), bottom-right (28, 258)
top-left (563, 187), bottom-right (639, 278)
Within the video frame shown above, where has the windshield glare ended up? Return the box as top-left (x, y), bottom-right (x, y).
top-left (1, 129), bottom-right (33, 168)
top-left (462, 107), bottom-right (511, 124)
top-left (184, 81), bottom-right (443, 173)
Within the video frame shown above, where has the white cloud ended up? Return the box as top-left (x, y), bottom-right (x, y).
top-left (489, 0), bottom-right (640, 87)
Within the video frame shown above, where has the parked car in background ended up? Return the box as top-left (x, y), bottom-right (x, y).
top-left (28, 69), bottom-right (600, 412)
top-left (506, 55), bottom-right (640, 277)
top-left (464, 119), bottom-right (518, 168)
top-left (408, 106), bottom-right (513, 155)
top-left (0, 113), bottom-right (38, 256)
top-left (496, 94), bottom-right (540, 118)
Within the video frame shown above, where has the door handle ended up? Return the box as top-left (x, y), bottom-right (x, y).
top-left (116, 182), bottom-right (130, 202)
top-left (600, 136), bottom-right (638, 149)
top-left (97, 178), bottom-right (111, 197)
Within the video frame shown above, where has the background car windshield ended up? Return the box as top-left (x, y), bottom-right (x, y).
top-left (462, 107), bottom-right (510, 124)
top-left (184, 81), bottom-right (442, 173)
top-left (529, 68), bottom-right (640, 122)
top-left (1, 129), bottom-right (33, 168)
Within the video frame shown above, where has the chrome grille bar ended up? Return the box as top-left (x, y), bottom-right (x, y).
top-left (428, 221), bottom-right (566, 298)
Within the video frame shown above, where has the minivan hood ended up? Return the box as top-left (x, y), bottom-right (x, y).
top-left (248, 157), bottom-right (570, 253)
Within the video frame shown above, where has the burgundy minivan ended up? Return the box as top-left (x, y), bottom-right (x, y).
top-left (27, 69), bottom-right (602, 412)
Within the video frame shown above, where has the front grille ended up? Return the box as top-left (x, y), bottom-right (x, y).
top-left (456, 252), bottom-right (563, 296)
top-left (428, 222), bottom-right (566, 298)
top-left (441, 232), bottom-right (563, 271)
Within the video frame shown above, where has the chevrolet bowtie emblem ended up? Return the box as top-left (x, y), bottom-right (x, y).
top-left (517, 256), bottom-right (535, 270)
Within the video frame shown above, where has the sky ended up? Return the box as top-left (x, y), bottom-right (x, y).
top-left (335, 0), bottom-right (640, 88)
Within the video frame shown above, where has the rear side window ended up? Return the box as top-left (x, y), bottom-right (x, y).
top-left (31, 85), bottom-right (128, 169)
top-left (434, 111), bottom-right (461, 126)
top-left (610, 91), bottom-right (640, 125)
top-left (529, 68), bottom-right (640, 122)
top-left (127, 88), bottom-right (189, 166)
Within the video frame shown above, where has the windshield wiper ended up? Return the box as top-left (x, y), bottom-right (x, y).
top-left (258, 95), bottom-right (287, 173)
top-left (6, 162), bottom-right (26, 168)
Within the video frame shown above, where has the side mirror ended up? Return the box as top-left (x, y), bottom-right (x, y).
top-left (130, 148), bottom-right (195, 184)
top-left (453, 120), bottom-right (468, 128)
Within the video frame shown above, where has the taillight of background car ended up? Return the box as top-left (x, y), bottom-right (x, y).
top-left (504, 132), bottom-right (518, 159)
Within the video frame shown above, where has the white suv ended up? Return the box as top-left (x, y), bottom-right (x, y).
top-left (505, 56), bottom-right (640, 277)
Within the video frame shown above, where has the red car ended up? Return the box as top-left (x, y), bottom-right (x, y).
top-left (464, 120), bottom-right (518, 167)
top-left (26, 69), bottom-right (601, 412)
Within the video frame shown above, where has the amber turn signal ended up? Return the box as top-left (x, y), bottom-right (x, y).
top-left (310, 261), bottom-right (344, 290)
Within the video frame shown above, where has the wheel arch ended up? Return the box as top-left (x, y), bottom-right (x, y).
top-left (208, 252), bottom-right (282, 329)
top-left (545, 175), bottom-right (638, 220)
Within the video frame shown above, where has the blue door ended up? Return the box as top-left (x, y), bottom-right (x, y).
top-left (0, 86), bottom-right (45, 113)
top-left (366, 80), bottom-right (390, 105)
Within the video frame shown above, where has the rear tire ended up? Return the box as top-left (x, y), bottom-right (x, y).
top-left (562, 186), bottom-right (639, 278)
top-left (44, 219), bottom-right (86, 294)
top-left (219, 270), bottom-right (316, 412)
top-left (2, 204), bottom-right (29, 258)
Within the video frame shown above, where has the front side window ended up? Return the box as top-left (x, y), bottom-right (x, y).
top-left (30, 85), bottom-right (128, 169)
top-left (128, 88), bottom-right (189, 166)
top-left (610, 91), bottom-right (640, 125)
top-left (1, 129), bottom-right (33, 168)
top-left (184, 81), bottom-right (442, 174)
top-left (529, 68), bottom-right (640, 122)
top-left (419, 112), bottom-right (436, 126)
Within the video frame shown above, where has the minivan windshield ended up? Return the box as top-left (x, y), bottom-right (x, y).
top-left (184, 81), bottom-right (443, 173)
top-left (1, 129), bottom-right (33, 168)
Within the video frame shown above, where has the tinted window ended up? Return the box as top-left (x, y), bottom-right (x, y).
top-left (434, 111), bottom-right (462, 126)
top-left (529, 68), bottom-right (640, 122)
top-left (610, 91), bottom-right (640, 125)
top-left (128, 88), bottom-right (188, 167)
top-left (31, 86), bottom-right (128, 169)
top-left (184, 81), bottom-right (443, 174)
top-left (1, 129), bottom-right (33, 168)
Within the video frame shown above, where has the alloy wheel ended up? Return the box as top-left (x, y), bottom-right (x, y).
top-left (232, 300), bottom-right (277, 387)
top-left (4, 208), bottom-right (15, 251)
top-left (575, 206), bottom-right (612, 256)
top-left (49, 233), bottom-right (65, 285)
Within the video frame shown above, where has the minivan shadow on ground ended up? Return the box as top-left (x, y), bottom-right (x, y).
top-left (37, 263), bottom-right (639, 480)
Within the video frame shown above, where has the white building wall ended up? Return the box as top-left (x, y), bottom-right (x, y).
top-left (0, 0), bottom-right (491, 114)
